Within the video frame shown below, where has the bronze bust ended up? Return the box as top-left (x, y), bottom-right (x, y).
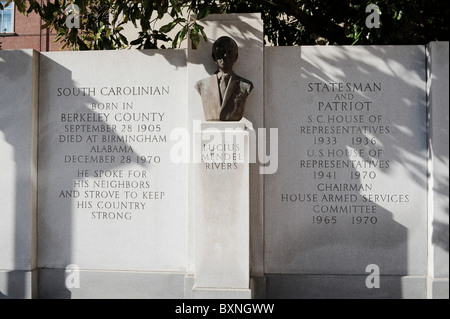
top-left (195, 36), bottom-right (253, 121)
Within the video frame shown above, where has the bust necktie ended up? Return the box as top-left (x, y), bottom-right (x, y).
top-left (219, 74), bottom-right (229, 103)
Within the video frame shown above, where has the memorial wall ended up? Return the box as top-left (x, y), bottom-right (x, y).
top-left (0, 14), bottom-right (448, 299)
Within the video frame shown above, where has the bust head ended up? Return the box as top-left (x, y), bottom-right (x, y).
top-left (212, 36), bottom-right (239, 74)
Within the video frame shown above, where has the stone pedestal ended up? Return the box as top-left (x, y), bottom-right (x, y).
top-left (192, 121), bottom-right (251, 299)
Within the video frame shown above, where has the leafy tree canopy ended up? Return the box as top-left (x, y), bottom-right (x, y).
top-left (1, 0), bottom-right (449, 50)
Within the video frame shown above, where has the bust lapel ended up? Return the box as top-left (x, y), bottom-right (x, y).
top-left (202, 74), bottom-right (221, 120)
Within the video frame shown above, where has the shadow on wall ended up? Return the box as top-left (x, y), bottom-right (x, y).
top-left (0, 50), bottom-right (38, 299)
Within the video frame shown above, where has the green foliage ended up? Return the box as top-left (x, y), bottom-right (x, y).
top-left (9, 0), bottom-right (449, 50)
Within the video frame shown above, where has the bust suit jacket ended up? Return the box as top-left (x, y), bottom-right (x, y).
top-left (195, 71), bottom-right (253, 121)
